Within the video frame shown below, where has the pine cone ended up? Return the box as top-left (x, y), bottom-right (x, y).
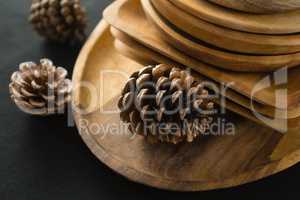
top-left (118, 64), bottom-right (215, 144)
top-left (9, 59), bottom-right (72, 115)
top-left (29, 0), bottom-right (87, 44)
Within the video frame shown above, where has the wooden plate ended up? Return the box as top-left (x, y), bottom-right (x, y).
top-left (143, 0), bottom-right (300, 72)
top-left (103, 0), bottom-right (300, 109)
top-left (72, 20), bottom-right (300, 191)
top-left (207, 0), bottom-right (300, 14)
top-left (169, 0), bottom-right (300, 34)
top-left (111, 31), bottom-right (300, 131)
top-left (111, 27), bottom-right (300, 120)
top-left (152, 0), bottom-right (300, 55)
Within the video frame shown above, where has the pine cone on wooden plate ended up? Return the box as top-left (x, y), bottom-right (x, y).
top-left (9, 59), bottom-right (72, 115)
top-left (29, 0), bottom-right (87, 44)
top-left (118, 64), bottom-right (215, 144)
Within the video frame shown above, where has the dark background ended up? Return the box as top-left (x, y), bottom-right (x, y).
top-left (0, 0), bottom-right (299, 199)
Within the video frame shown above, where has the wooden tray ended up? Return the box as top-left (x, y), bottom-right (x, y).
top-left (169, 0), bottom-right (300, 34)
top-left (152, 0), bottom-right (300, 55)
top-left (103, 0), bottom-right (300, 109)
top-left (72, 20), bottom-right (300, 191)
top-left (207, 0), bottom-right (300, 14)
top-left (143, 0), bottom-right (300, 72)
top-left (111, 27), bottom-right (300, 120)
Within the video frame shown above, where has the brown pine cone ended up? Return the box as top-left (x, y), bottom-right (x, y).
top-left (9, 59), bottom-right (72, 115)
top-left (118, 64), bottom-right (215, 144)
top-left (29, 0), bottom-right (87, 44)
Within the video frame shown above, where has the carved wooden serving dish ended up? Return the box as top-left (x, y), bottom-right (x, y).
top-left (72, 20), bottom-right (300, 191)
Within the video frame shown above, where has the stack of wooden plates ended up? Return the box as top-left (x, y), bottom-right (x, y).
top-left (104, 0), bottom-right (300, 131)
top-left (148, 0), bottom-right (300, 72)
top-left (72, 0), bottom-right (300, 191)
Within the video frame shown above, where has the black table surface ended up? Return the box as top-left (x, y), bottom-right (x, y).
top-left (1, 1), bottom-right (300, 199)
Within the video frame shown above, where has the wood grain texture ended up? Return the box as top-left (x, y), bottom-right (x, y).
top-left (272, 129), bottom-right (300, 160)
top-left (113, 36), bottom-right (300, 155)
top-left (72, 20), bottom-right (300, 191)
top-left (208, 0), bottom-right (300, 14)
top-left (169, 0), bottom-right (300, 34)
top-left (103, 0), bottom-right (300, 109)
top-left (144, 0), bottom-right (300, 72)
top-left (152, 0), bottom-right (300, 55)
top-left (111, 32), bottom-right (300, 131)
top-left (111, 27), bottom-right (300, 120)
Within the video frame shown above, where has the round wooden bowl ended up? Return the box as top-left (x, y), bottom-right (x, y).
top-left (208, 0), bottom-right (300, 14)
top-left (72, 20), bottom-right (300, 191)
